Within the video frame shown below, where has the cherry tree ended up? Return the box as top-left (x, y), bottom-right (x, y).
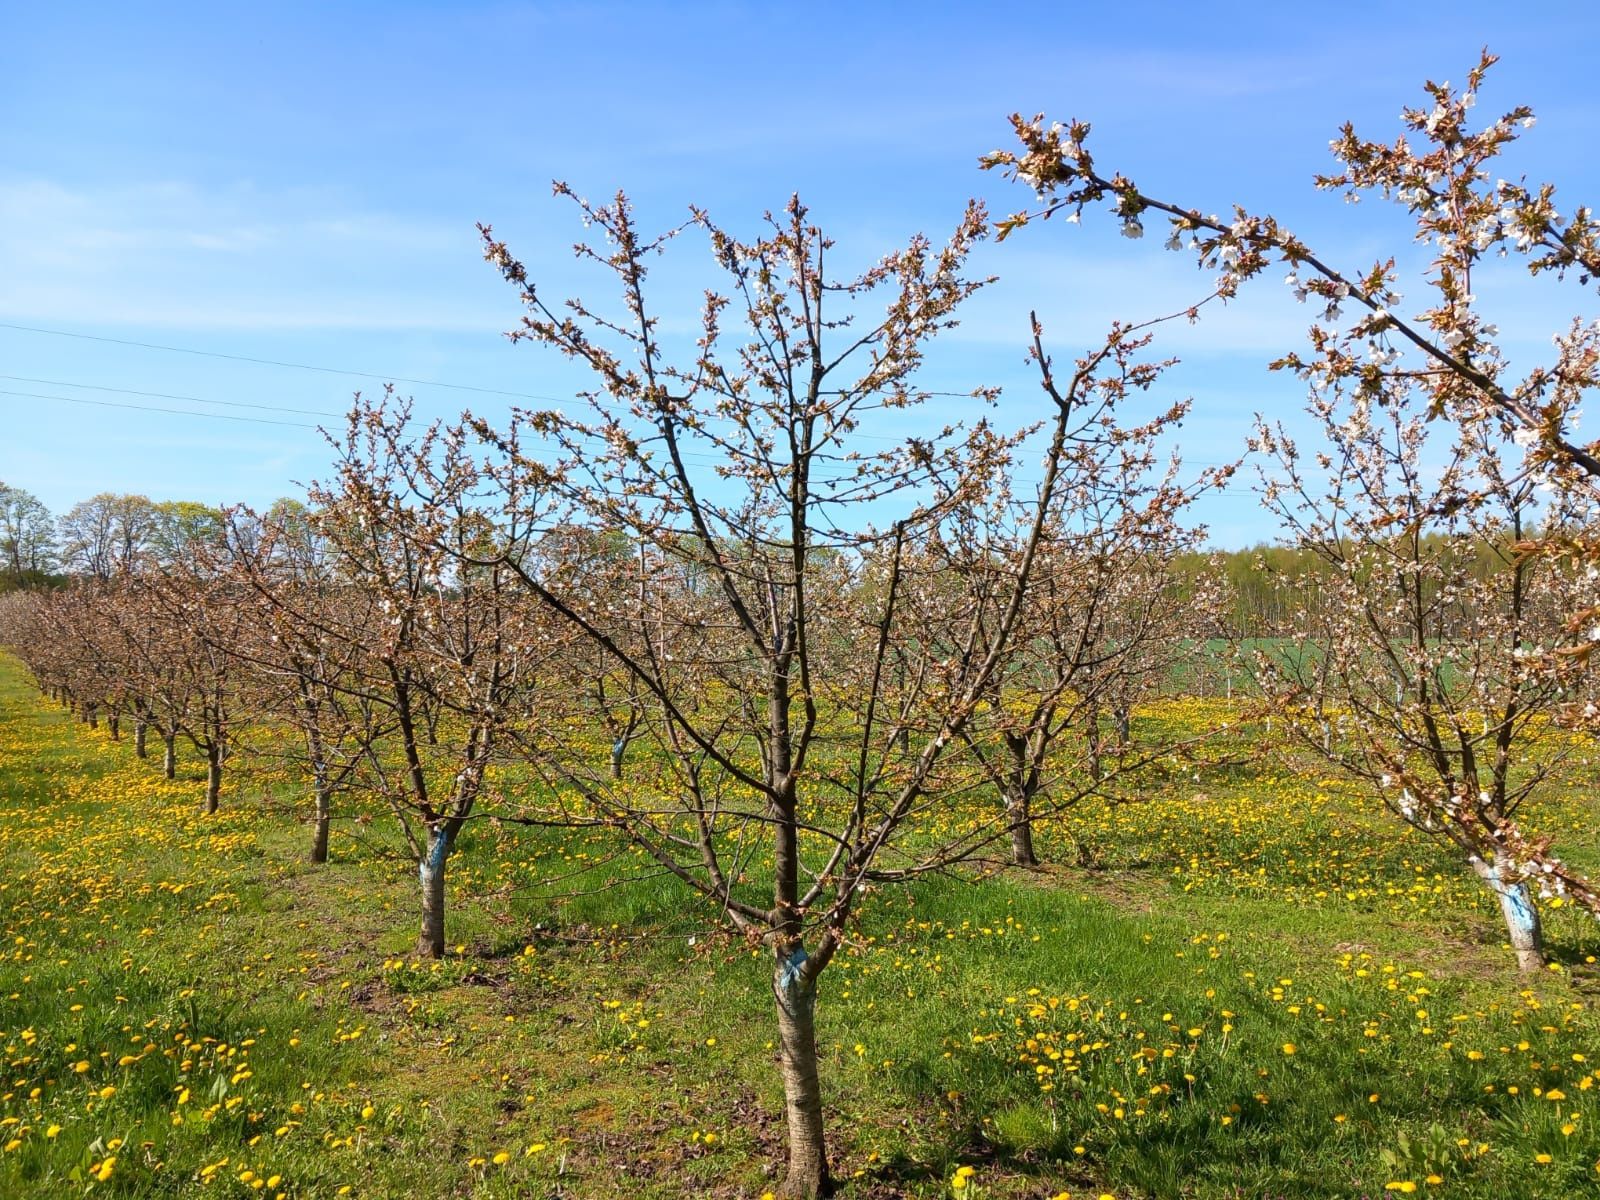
top-left (145, 565), bottom-right (243, 813)
top-left (984, 51), bottom-right (1600, 486)
top-left (984, 50), bottom-right (1600, 960)
top-left (221, 502), bottom-right (393, 863)
top-left (471, 189), bottom-right (1191, 1196)
top-left (936, 394), bottom-right (1219, 865)
top-left (302, 398), bottom-right (561, 957)
top-left (1251, 360), bottom-right (1594, 970)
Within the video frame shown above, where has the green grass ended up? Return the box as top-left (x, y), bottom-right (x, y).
top-left (4, 661), bottom-right (1600, 1198)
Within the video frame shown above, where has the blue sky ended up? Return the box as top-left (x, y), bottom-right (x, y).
top-left (3, 1), bottom-right (1597, 546)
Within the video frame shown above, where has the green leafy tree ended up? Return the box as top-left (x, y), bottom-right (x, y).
top-left (0, 482), bottom-right (56, 591)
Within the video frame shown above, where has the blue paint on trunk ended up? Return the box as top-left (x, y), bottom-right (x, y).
top-left (1501, 878), bottom-right (1538, 941)
top-left (779, 944), bottom-right (808, 990)
top-left (420, 825), bottom-right (452, 881)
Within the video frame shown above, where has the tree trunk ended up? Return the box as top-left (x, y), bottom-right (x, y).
top-left (418, 824), bottom-right (454, 959)
top-left (1472, 857), bottom-right (1544, 972)
top-left (773, 953), bottom-right (832, 1199)
top-left (302, 711), bottom-right (333, 862)
top-left (310, 780), bottom-right (332, 864)
top-left (1003, 734), bottom-right (1041, 867)
top-left (1007, 791), bottom-right (1039, 867)
top-left (107, 712), bottom-right (120, 741)
top-left (163, 734), bottom-right (176, 780)
top-left (204, 744), bottom-right (222, 814)
top-left (134, 716), bottom-right (148, 759)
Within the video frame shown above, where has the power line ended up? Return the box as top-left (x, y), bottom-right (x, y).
top-left (3, 324), bottom-right (1246, 475)
top-left (0, 321), bottom-right (1210, 447)
top-left (0, 389), bottom-right (323, 430)
top-left (0, 375), bottom-right (343, 419)
top-left (4, 386), bottom-right (1259, 487)
top-left (0, 322), bottom-right (982, 423)
top-left (0, 321), bottom-right (570, 404)
top-left (2, 389), bottom-right (1261, 497)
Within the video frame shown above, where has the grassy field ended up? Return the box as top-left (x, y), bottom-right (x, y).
top-left (4, 656), bottom-right (1600, 1198)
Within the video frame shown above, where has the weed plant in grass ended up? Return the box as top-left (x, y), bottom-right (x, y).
top-left (4, 655), bottom-right (1600, 1197)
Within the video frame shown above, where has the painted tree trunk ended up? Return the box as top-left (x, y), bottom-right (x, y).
top-left (773, 953), bottom-right (832, 1199)
top-left (418, 824), bottom-right (454, 959)
top-left (1471, 857), bottom-right (1544, 972)
top-left (163, 734), bottom-right (177, 780)
top-left (610, 737), bottom-right (627, 781)
top-left (204, 745), bottom-right (222, 814)
top-left (134, 716), bottom-right (148, 759)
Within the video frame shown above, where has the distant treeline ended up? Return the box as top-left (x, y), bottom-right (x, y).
top-left (1173, 536), bottom-right (1527, 640)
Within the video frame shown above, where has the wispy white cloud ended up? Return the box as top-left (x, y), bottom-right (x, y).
top-left (0, 178), bottom-right (506, 332)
